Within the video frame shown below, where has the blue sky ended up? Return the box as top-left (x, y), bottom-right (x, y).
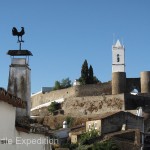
top-left (0, 0), bottom-right (150, 93)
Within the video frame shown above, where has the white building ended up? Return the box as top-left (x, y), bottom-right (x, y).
top-left (0, 88), bottom-right (52, 150)
top-left (112, 40), bottom-right (125, 72)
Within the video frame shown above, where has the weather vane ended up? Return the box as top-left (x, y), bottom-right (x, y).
top-left (12, 27), bottom-right (25, 50)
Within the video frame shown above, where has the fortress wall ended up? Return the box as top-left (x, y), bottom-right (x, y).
top-left (31, 83), bottom-right (112, 109)
top-left (125, 94), bottom-right (150, 110)
top-left (31, 87), bottom-right (76, 108)
top-left (75, 83), bottom-right (111, 97)
top-left (126, 78), bottom-right (141, 93)
top-left (62, 94), bottom-right (125, 116)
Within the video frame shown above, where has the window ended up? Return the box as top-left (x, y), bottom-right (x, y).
top-left (117, 54), bottom-right (120, 62)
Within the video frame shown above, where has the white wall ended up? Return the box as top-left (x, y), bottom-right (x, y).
top-left (15, 132), bottom-right (47, 150)
top-left (0, 102), bottom-right (16, 139)
top-left (0, 101), bottom-right (51, 150)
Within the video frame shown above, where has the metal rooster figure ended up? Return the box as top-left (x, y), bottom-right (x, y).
top-left (12, 27), bottom-right (25, 50)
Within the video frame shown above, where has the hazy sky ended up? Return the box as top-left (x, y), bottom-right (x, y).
top-left (0, 0), bottom-right (150, 93)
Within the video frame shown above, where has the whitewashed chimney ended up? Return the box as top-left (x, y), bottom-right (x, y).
top-left (7, 50), bottom-right (32, 117)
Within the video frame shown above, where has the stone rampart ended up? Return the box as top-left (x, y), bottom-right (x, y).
top-left (62, 94), bottom-right (125, 116)
top-left (31, 83), bottom-right (111, 109)
top-left (31, 87), bottom-right (76, 108)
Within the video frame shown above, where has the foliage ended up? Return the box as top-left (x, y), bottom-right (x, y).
top-left (81, 59), bottom-right (89, 84)
top-left (79, 128), bottom-right (99, 145)
top-left (92, 140), bottom-right (119, 150)
top-left (61, 77), bottom-right (72, 89)
top-left (53, 80), bottom-right (61, 90)
top-left (62, 142), bottom-right (78, 150)
top-left (53, 78), bottom-right (72, 90)
top-left (88, 65), bottom-right (94, 84)
top-left (65, 116), bottom-right (74, 127)
top-left (79, 59), bottom-right (99, 85)
top-left (48, 101), bottom-right (60, 114)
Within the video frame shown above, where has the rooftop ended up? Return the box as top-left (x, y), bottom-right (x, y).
top-left (0, 87), bottom-right (26, 108)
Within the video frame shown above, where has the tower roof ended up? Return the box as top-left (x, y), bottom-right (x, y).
top-left (115, 40), bottom-right (122, 47)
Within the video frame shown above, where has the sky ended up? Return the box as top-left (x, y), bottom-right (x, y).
top-left (0, 0), bottom-right (150, 93)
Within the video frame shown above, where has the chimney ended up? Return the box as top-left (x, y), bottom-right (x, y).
top-left (7, 50), bottom-right (33, 117)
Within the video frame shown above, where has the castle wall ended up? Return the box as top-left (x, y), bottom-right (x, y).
top-left (126, 78), bottom-right (141, 93)
top-left (124, 94), bottom-right (150, 110)
top-left (31, 83), bottom-right (112, 109)
top-left (31, 87), bottom-right (76, 109)
top-left (62, 94), bottom-right (125, 116)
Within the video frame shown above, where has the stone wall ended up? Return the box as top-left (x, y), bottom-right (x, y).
top-left (31, 87), bottom-right (76, 108)
top-left (124, 94), bottom-right (150, 110)
top-left (31, 83), bottom-right (111, 109)
top-left (126, 78), bottom-right (141, 93)
top-left (101, 112), bottom-right (143, 134)
top-left (62, 94), bottom-right (125, 116)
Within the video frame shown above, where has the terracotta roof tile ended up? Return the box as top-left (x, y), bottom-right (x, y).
top-left (0, 87), bottom-right (26, 108)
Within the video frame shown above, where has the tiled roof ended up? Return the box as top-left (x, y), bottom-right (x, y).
top-left (0, 87), bottom-right (26, 108)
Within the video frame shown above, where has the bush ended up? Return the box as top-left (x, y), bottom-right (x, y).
top-left (79, 128), bottom-right (99, 145)
top-left (65, 116), bottom-right (74, 127)
top-left (92, 140), bottom-right (120, 150)
top-left (48, 101), bottom-right (60, 114)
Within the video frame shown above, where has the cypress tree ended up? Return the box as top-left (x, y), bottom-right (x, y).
top-left (81, 59), bottom-right (89, 84)
top-left (88, 65), bottom-right (94, 84)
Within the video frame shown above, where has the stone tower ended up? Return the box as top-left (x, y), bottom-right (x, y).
top-left (7, 50), bottom-right (32, 117)
top-left (112, 40), bottom-right (125, 72)
top-left (140, 71), bottom-right (150, 93)
top-left (112, 40), bottom-right (126, 94)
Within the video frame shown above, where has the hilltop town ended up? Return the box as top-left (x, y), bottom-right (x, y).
top-left (30, 40), bottom-right (150, 150)
top-left (1, 37), bottom-right (150, 150)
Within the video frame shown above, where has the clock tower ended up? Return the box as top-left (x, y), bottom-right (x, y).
top-left (112, 40), bottom-right (125, 72)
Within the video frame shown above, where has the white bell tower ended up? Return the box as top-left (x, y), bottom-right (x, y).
top-left (112, 40), bottom-right (125, 72)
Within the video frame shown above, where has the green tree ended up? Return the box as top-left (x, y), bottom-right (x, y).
top-left (93, 76), bottom-right (99, 84)
top-left (79, 60), bottom-right (100, 85)
top-left (61, 77), bottom-right (71, 89)
top-left (53, 81), bottom-right (61, 90)
top-left (88, 65), bottom-right (94, 84)
top-left (80, 59), bottom-right (89, 85)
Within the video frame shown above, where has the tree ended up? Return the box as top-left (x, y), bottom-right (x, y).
top-left (61, 77), bottom-right (71, 89)
top-left (53, 78), bottom-right (72, 90)
top-left (79, 60), bottom-right (100, 85)
top-left (53, 81), bottom-right (61, 90)
top-left (88, 65), bottom-right (94, 84)
top-left (80, 59), bottom-right (89, 85)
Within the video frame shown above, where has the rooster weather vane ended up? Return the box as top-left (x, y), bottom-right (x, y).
top-left (12, 27), bottom-right (25, 50)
